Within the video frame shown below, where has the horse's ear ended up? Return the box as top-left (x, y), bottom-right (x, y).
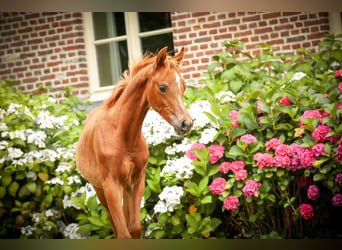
top-left (174, 47), bottom-right (185, 65)
top-left (155, 47), bottom-right (168, 69)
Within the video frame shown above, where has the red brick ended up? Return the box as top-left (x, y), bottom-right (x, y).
top-left (34, 24), bottom-right (50, 31)
top-left (18, 27), bottom-right (33, 33)
top-left (242, 15), bottom-right (260, 22)
top-left (192, 12), bottom-right (210, 17)
top-left (223, 19), bottom-right (240, 25)
top-left (203, 22), bottom-right (220, 29)
top-left (254, 27), bottom-right (273, 34)
top-left (262, 12), bottom-right (281, 19)
top-left (275, 24), bottom-right (294, 31)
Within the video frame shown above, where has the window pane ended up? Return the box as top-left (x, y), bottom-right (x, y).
top-left (92, 12), bottom-right (126, 40)
top-left (138, 12), bottom-right (172, 32)
top-left (95, 41), bottom-right (128, 87)
top-left (141, 32), bottom-right (174, 55)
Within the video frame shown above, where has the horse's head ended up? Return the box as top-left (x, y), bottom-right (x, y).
top-left (146, 47), bottom-right (193, 135)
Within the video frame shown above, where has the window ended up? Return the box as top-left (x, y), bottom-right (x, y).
top-left (83, 12), bottom-right (174, 101)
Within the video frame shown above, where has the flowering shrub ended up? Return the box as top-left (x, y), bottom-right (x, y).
top-left (140, 34), bottom-right (342, 239)
top-left (0, 82), bottom-right (100, 239)
top-left (2, 34), bottom-right (342, 239)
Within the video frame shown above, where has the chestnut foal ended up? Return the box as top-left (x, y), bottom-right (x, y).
top-left (76, 47), bottom-right (192, 239)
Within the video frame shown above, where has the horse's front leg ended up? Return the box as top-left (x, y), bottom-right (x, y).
top-left (123, 170), bottom-right (145, 239)
top-left (102, 177), bottom-right (132, 239)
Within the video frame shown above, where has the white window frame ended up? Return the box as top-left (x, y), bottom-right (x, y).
top-left (82, 12), bottom-right (174, 102)
top-left (329, 12), bottom-right (342, 35)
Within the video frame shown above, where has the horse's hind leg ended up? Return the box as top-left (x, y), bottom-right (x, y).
top-left (93, 186), bottom-right (117, 238)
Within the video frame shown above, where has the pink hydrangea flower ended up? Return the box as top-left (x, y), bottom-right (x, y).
top-left (280, 95), bottom-right (294, 106)
top-left (338, 83), bottom-right (342, 93)
top-left (228, 110), bottom-right (240, 120)
top-left (275, 144), bottom-right (294, 157)
top-left (300, 151), bottom-right (316, 169)
top-left (185, 143), bottom-right (206, 161)
top-left (311, 143), bottom-right (325, 157)
top-left (335, 68), bottom-right (342, 77)
top-left (254, 153), bottom-right (273, 169)
top-left (332, 194), bottom-right (342, 207)
top-left (208, 144), bottom-right (225, 164)
top-left (272, 155), bottom-right (290, 168)
top-left (299, 110), bottom-right (322, 126)
top-left (219, 162), bottom-right (231, 174)
top-left (235, 169), bottom-right (248, 181)
top-left (266, 138), bottom-right (282, 150)
top-left (209, 177), bottom-right (227, 195)
top-left (223, 196), bottom-right (239, 211)
top-left (299, 204), bottom-right (314, 219)
top-left (307, 185), bottom-right (320, 200)
top-left (242, 180), bottom-right (262, 198)
top-left (335, 173), bottom-right (342, 185)
top-left (229, 161), bottom-right (245, 173)
top-left (312, 125), bottom-right (332, 142)
top-left (240, 134), bottom-right (257, 145)
top-left (337, 139), bottom-right (342, 162)
top-left (257, 101), bottom-right (265, 113)
top-left (338, 103), bottom-right (342, 110)
top-left (289, 157), bottom-right (302, 171)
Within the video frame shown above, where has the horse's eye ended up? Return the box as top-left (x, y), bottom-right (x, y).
top-left (159, 85), bottom-right (167, 93)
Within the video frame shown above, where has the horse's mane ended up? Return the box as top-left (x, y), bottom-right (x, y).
top-left (104, 51), bottom-right (180, 108)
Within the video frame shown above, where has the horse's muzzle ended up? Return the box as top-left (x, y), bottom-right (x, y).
top-left (173, 118), bottom-right (193, 135)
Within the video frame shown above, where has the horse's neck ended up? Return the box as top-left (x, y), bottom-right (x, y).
top-left (109, 74), bottom-right (150, 146)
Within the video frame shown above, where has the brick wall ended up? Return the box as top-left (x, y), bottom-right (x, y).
top-left (0, 12), bottom-right (90, 100)
top-left (171, 12), bottom-right (330, 82)
top-left (0, 12), bottom-right (331, 100)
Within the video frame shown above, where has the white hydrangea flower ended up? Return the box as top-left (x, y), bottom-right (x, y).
top-left (291, 72), bottom-right (307, 81)
top-left (142, 110), bottom-right (176, 145)
top-left (165, 137), bottom-right (192, 155)
top-left (188, 100), bottom-right (215, 129)
top-left (215, 91), bottom-right (236, 103)
top-left (0, 140), bottom-right (8, 150)
top-left (7, 147), bottom-right (24, 159)
top-left (67, 175), bottom-right (81, 185)
top-left (0, 123), bottom-right (8, 131)
top-left (161, 156), bottom-right (194, 180)
top-left (47, 177), bottom-right (64, 185)
top-left (31, 213), bottom-right (41, 223)
top-left (62, 223), bottom-right (89, 239)
top-left (25, 129), bottom-right (47, 148)
top-left (20, 225), bottom-right (36, 236)
top-left (56, 162), bottom-right (72, 172)
top-left (199, 127), bottom-right (218, 144)
top-left (7, 103), bottom-right (22, 115)
top-left (153, 186), bottom-right (184, 213)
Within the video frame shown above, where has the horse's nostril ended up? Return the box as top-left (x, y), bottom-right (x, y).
top-left (181, 120), bottom-right (188, 131)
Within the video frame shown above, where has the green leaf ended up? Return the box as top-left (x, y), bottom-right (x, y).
top-left (230, 80), bottom-right (243, 94)
top-left (0, 186), bottom-right (6, 198)
top-left (226, 145), bottom-right (244, 158)
top-left (1, 173), bottom-right (12, 187)
top-left (26, 182), bottom-right (37, 193)
top-left (208, 62), bottom-right (220, 74)
top-left (88, 216), bottom-right (104, 227)
top-left (313, 173), bottom-right (325, 181)
top-left (198, 177), bottom-right (209, 193)
top-left (200, 195), bottom-right (212, 204)
top-left (228, 127), bottom-right (247, 141)
top-left (208, 165), bottom-right (220, 177)
top-left (8, 181), bottom-right (19, 197)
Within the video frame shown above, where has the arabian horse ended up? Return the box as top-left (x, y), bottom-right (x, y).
top-left (76, 47), bottom-right (193, 239)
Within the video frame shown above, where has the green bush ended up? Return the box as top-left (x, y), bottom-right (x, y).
top-left (1, 34), bottom-right (342, 239)
top-left (140, 34), bottom-right (342, 239)
top-left (0, 83), bottom-right (95, 238)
